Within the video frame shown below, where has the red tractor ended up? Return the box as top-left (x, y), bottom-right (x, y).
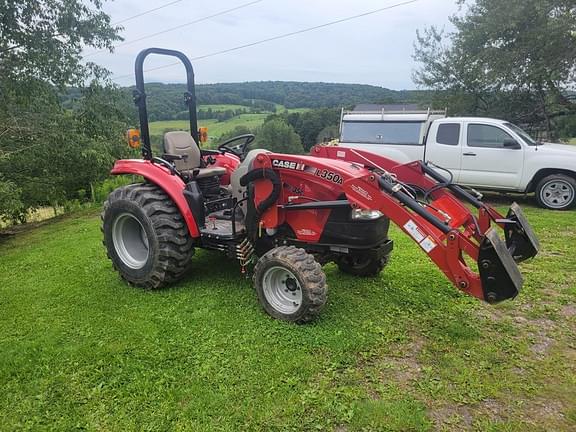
top-left (102, 48), bottom-right (540, 323)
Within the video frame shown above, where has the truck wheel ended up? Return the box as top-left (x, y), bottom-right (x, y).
top-left (102, 183), bottom-right (195, 288)
top-left (254, 246), bottom-right (327, 323)
top-left (337, 254), bottom-right (389, 277)
top-left (535, 174), bottom-right (576, 210)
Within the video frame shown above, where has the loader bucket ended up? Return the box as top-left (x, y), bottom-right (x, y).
top-left (503, 202), bottom-right (540, 263)
top-left (478, 228), bottom-right (523, 303)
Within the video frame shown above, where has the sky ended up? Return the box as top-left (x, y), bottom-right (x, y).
top-left (88, 0), bottom-right (460, 89)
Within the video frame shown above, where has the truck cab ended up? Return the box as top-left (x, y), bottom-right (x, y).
top-left (339, 109), bottom-right (576, 210)
top-left (426, 117), bottom-right (526, 190)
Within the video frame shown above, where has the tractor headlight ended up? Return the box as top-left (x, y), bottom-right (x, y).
top-left (351, 209), bottom-right (383, 221)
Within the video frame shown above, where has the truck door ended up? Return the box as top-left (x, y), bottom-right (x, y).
top-left (459, 123), bottom-right (524, 189)
top-left (424, 122), bottom-right (462, 182)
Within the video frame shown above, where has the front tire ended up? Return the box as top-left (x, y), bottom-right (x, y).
top-left (535, 174), bottom-right (576, 210)
top-left (254, 246), bottom-right (327, 323)
top-left (102, 183), bottom-right (195, 288)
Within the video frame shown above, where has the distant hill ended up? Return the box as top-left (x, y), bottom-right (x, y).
top-left (192, 81), bottom-right (419, 108)
top-left (62, 81), bottom-right (428, 122)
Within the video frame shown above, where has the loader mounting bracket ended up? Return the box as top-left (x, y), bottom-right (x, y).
top-left (478, 228), bottom-right (523, 303)
top-left (503, 202), bottom-right (540, 263)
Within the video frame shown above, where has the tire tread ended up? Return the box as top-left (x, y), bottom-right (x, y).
top-left (102, 183), bottom-right (195, 289)
top-left (254, 246), bottom-right (327, 323)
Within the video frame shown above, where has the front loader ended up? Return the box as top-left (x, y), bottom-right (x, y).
top-left (101, 48), bottom-right (539, 323)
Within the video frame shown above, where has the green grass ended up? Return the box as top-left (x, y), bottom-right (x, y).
top-left (148, 119), bottom-right (218, 135)
top-left (204, 114), bottom-right (269, 137)
top-left (275, 103), bottom-right (312, 114)
top-left (198, 104), bottom-right (250, 111)
top-left (286, 107), bottom-right (312, 114)
top-left (568, 137), bottom-right (576, 145)
top-left (149, 114), bottom-right (269, 145)
top-left (1, 201), bottom-right (575, 430)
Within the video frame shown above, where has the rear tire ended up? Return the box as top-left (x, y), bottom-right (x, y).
top-left (254, 246), bottom-right (327, 323)
top-left (535, 174), bottom-right (576, 210)
top-left (337, 254), bottom-right (389, 277)
top-left (102, 183), bottom-right (195, 288)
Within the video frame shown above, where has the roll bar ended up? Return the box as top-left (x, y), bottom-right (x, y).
top-left (133, 48), bottom-right (199, 160)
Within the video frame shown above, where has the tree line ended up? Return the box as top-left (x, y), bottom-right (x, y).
top-left (61, 84), bottom-right (279, 122)
top-left (60, 81), bottom-right (418, 123)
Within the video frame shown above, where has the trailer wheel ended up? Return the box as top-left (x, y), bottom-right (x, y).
top-left (535, 174), bottom-right (576, 210)
top-left (337, 254), bottom-right (389, 277)
top-left (254, 246), bottom-right (327, 323)
top-left (102, 183), bottom-right (195, 288)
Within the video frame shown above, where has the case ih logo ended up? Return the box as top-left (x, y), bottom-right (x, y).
top-left (272, 159), bottom-right (305, 170)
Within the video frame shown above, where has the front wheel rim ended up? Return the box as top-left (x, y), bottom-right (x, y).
top-left (262, 266), bottom-right (303, 314)
top-left (540, 180), bottom-right (574, 209)
top-left (112, 213), bottom-right (150, 269)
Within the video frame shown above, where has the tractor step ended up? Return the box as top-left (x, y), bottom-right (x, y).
top-left (200, 217), bottom-right (246, 241)
top-left (200, 220), bottom-right (252, 268)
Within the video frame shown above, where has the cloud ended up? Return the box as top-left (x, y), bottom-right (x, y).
top-left (91, 0), bottom-right (458, 89)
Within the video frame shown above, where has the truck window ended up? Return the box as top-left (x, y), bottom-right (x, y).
top-left (504, 122), bottom-right (537, 146)
top-left (467, 124), bottom-right (514, 148)
top-left (340, 121), bottom-right (424, 145)
top-left (436, 123), bottom-right (460, 145)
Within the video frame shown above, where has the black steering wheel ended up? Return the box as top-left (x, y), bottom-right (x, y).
top-left (217, 134), bottom-right (255, 161)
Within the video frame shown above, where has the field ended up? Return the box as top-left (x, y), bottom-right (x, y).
top-left (198, 104), bottom-right (251, 111)
top-left (149, 114), bottom-right (270, 148)
top-left (150, 114), bottom-right (269, 137)
top-left (149, 104), bottom-right (311, 148)
top-left (0, 200), bottom-right (575, 431)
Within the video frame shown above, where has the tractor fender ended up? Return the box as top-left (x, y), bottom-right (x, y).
top-left (111, 159), bottom-right (200, 238)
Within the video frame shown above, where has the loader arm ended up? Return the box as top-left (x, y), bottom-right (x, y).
top-left (311, 146), bottom-right (539, 303)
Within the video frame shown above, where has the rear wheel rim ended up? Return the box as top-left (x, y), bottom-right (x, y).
top-left (541, 180), bottom-right (574, 209)
top-left (112, 213), bottom-right (149, 269)
top-left (262, 266), bottom-right (302, 314)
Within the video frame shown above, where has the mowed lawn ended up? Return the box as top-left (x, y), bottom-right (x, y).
top-left (0, 201), bottom-right (575, 431)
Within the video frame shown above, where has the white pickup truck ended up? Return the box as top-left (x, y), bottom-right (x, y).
top-left (338, 109), bottom-right (576, 210)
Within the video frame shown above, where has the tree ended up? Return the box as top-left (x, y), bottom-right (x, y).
top-left (413, 0), bottom-right (576, 136)
top-left (316, 125), bottom-right (340, 143)
top-left (252, 119), bottom-right (304, 154)
top-left (0, 0), bottom-right (121, 86)
top-left (217, 125), bottom-right (253, 144)
top-left (274, 108), bottom-right (341, 150)
top-left (0, 1), bottom-right (125, 222)
top-left (0, 175), bottom-right (24, 224)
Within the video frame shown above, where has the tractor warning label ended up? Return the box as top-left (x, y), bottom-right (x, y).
top-left (403, 220), bottom-right (425, 243)
top-left (420, 236), bottom-right (437, 253)
top-left (404, 220), bottom-right (437, 253)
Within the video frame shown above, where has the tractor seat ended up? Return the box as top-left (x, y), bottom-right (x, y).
top-left (163, 131), bottom-right (226, 179)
